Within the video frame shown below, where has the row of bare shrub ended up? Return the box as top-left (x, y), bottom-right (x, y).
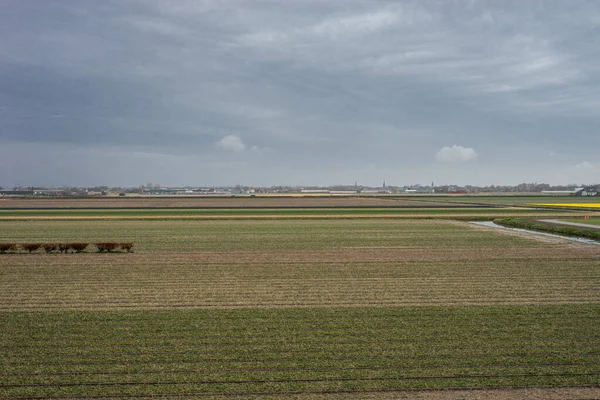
top-left (0, 242), bottom-right (133, 254)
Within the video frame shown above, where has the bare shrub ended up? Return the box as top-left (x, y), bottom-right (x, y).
top-left (95, 242), bottom-right (120, 253)
top-left (22, 243), bottom-right (41, 253)
top-left (69, 243), bottom-right (89, 253)
top-left (42, 243), bottom-right (59, 253)
top-left (0, 243), bottom-right (16, 253)
top-left (119, 243), bottom-right (134, 253)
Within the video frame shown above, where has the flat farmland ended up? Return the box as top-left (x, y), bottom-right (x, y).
top-left (0, 196), bottom-right (463, 209)
top-left (1, 219), bottom-right (600, 398)
top-left (0, 207), bottom-right (590, 220)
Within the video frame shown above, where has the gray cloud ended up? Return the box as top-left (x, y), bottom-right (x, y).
top-left (1, 0), bottom-right (599, 186)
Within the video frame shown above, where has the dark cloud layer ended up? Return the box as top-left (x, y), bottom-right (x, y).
top-left (1, 0), bottom-right (599, 186)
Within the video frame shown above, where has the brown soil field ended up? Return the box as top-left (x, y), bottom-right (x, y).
top-left (2, 242), bottom-right (599, 311)
top-left (0, 196), bottom-right (459, 209)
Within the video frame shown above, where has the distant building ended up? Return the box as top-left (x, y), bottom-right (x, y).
top-left (361, 189), bottom-right (392, 194)
top-left (0, 189), bottom-right (63, 196)
top-left (542, 189), bottom-right (582, 196)
top-left (580, 187), bottom-right (598, 196)
top-left (300, 189), bottom-right (329, 194)
top-left (542, 187), bottom-right (598, 196)
top-left (330, 190), bottom-right (358, 194)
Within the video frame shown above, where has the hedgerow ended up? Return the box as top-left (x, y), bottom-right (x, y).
top-left (0, 242), bottom-right (133, 254)
top-left (22, 243), bottom-right (41, 253)
top-left (70, 242), bottom-right (89, 252)
top-left (0, 243), bottom-right (15, 253)
top-left (42, 243), bottom-right (59, 253)
top-left (95, 242), bottom-right (134, 253)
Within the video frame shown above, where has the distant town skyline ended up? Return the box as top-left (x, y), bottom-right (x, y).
top-left (1, 1), bottom-right (599, 187)
top-left (3, 181), bottom-right (597, 193)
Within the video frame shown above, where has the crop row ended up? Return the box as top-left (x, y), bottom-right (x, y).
top-left (0, 242), bottom-right (133, 254)
top-left (5, 327), bottom-right (598, 350)
top-left (4, 348), bottom-right (599, 368)
top-left (6, 342), bottom-right (598, 359)
top-left (2, 373), bottom-right (599, 398)
top-left (3, 370), bottom-right (600, 388)
top-left (2, 300), bottom-right (598, 313)
top-left (1, 288), bottom-right (596, 309)
top-left (4, 359), bottom-right (599, 375)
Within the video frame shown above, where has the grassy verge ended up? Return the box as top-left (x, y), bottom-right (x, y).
top-left (494, 218), bottom-right (600, 241)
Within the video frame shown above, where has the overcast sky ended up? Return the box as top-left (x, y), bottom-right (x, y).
top-left (1, 0), bottom-right (599, 187)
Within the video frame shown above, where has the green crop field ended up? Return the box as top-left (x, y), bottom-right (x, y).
top-left (0, 219), bottom-right (550, 253)
top-left (1, 215), bottom-right (600, 398)
top-left (2, 306), bottom-right (599, 398)
top-left (0, 206), bottom-right (590, 220)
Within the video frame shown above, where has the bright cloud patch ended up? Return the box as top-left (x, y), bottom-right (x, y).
top-left (435, 145), bottom-right (478, 163)
top-left (573, 161), bottom-right (595, 170)
top-left (216, 135), bottom-right (245, 152)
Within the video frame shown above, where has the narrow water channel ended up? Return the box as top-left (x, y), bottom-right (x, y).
top-left (471, 221), bottom-right (600, 246)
